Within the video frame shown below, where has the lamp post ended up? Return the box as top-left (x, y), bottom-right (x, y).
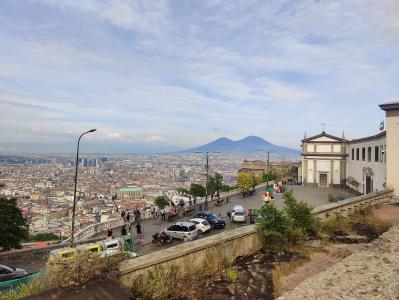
top-left (259, 149), bottom-right (274, 188)
top-left (195, 151), bottom-right (220, 210)
top-left (70, 129), bottom-right (96, 246)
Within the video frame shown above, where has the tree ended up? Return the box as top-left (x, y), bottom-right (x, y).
top-left (237, 173), bottom-right (253, 192)
top-left (0, 196), bottom-right (28, 250)
top-left (189, 183), bottom-right (206, 197)
top-left (214, 173), bottom-right (223, 199)
top-left (206, 176), bottom-right (216, 200)
top-left (154, 195), bottom-right (170, 209)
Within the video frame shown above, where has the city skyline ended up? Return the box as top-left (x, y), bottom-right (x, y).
top-left (0, 1), bottom-right (398, 153)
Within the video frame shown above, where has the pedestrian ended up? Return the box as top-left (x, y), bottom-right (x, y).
top-left (151, 206), bottom-right (155, 219)
top-left (121, 225), bottom-right (127, 236)
top-left (160, 207), bottom-right (165, 221)
top-left (121, 210), bottom-right (126, 222)
top-left (126, 211), bottom-right (131, 225)
top-left (107, 228), bottom-right (113, 239)
top-left (226, 196), bottom-right (229, 203)
top-left (136, 222), bottom-right (143, 240)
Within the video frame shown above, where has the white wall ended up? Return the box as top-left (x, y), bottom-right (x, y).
top-left (347, 137), bottom-right (386, 194)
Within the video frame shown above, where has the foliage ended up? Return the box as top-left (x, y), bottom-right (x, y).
top-left (46, 252), bottom-right (129, 288)
top-left (214, 173), bottom-right (223, 198)
top-left (283, 190), bottom-right (319, 238)
top-left (237, 173), bottom-right (253, 192)
top-left (327, 193), bottom-right (338, 203)
top-left (228, 270), bottom-right (238, 283)
top-left (0, 196), bottom-right (28, 250)
top-left (189, 183), bottom-right (206, 197)
top-left (154, 195), bottom-right (170, 209)
top-left (206, 176), bottom-right (216, 199)
top-left (0, 276), bottom-right (45, 300)
top-left (131, 265), bottom-right (207, 300)
top-left (257, 203), bottom-right (292, 251)
top-left (220, 184), bottom-right (237, 192)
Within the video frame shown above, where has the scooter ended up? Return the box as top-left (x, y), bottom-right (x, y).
top-left (152, 232), bottom-right (172, 246)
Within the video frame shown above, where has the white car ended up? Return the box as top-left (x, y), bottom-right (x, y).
top-left (189, 218), bottom-right (211, 234)
top-left (231, 205), bottom-right (246, 223)
top-left (163, 221), bottom-right (198, 241)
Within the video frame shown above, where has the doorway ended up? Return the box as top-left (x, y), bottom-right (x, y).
top-left (366, 176), bottom-right (372, 194)
top-left (319, 173), bottom-right (328, 187)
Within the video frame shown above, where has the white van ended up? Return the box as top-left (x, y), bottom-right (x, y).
top-left (99, 239), bottom-right (121, 256)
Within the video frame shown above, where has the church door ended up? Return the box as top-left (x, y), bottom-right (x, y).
top-left (366, 176), bottom-right (372, 194)
top-left (319, 173), bottom-right (328, 187)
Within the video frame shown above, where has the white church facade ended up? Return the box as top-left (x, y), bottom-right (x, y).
top-left (300, 101), bottom-right (398, 197)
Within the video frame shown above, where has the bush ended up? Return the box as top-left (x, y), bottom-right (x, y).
top-left (283, 190), bottom-right (320, 238)
top-left (46, 252), bottom-right (129, 288)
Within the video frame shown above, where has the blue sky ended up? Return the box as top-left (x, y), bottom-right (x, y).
top-left (0, 0), bottom-right (398, 152)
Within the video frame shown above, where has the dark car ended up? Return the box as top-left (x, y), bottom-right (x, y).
top-left (0, 265), bottom-right (28, 282)
top-left (192, 212), bottom-right (225, 229)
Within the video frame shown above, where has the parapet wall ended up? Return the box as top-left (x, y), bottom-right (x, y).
top-left (118, 188), bottom-right (394, 287)
top-left (312, 188), bottom-right (393, 220)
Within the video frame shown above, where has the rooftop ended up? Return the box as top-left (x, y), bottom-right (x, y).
top-left (119, 186), bottom-right (142, 193)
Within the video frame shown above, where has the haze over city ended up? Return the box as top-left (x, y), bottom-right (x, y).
top-left (1, 1), bottom-right (398, 153)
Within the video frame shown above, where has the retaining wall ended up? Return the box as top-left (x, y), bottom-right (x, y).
top-left (118, 188), bottom-right (394, 288)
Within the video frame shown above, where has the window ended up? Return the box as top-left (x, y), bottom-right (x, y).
top-left (356, 148), bottom-right (360, 160)
top-left (367, 147), bottom-right (371, 162)
top-left (362, 147), bottom-right (365, 161)
top-left (168, 225), bottom-right (180, 231)
top-left (352, 148), bottom-right (354, 160)
top-left (375, 146), bottom-right (379, 162)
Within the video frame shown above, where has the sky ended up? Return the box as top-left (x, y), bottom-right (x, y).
top-left (0, 0), bottom-right (398, 153)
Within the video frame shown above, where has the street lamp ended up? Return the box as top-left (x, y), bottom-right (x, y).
top-left (70, 129), bottom-right (97, 246)
top-left (258, 149), bottom-right (274, 188)
top-left (195, 151), bottom-right (220, 210)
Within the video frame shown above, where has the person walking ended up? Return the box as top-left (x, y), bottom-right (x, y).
top-left (121, 225), bottom-right (127, 236)
top-left (160, 207), bottom-right (165, 221)
top-left (126, 212), bottom-right (131, 226)
top-left (121, 210), bottom-right (126, 222)
top-left (136, 222), bottom-right (143, 240)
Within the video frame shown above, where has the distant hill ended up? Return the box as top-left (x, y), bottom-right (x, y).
top-left (184, 136), bottom-right (300, 155)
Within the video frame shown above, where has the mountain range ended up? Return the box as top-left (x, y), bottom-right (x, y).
top-left (184, 136), bottom-right (299, 155)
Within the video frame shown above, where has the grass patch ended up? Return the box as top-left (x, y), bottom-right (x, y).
top-left (0, 252), bottom-right (130, 300)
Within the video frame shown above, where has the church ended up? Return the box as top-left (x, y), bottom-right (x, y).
top-left (300, 101), bottom-right (398, 197)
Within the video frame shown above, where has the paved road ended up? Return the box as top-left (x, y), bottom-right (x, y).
top-left (3, 185), bottom-right (354, 273)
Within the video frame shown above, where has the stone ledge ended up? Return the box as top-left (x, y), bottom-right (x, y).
top-left (119, 225), bottom-right (258, 274)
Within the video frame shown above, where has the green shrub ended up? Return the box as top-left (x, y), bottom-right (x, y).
top-left (228, 270), bottom-right (238, 283)
top-left (283, 190), bottom-right (320, 238)
top-left (328, 193), bottom-right (338, 203)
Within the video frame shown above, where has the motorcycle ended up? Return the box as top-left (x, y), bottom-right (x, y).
top-left (152, 232), bottom-right (172, 246)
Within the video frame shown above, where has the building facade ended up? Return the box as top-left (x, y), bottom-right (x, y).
top-left (301, 101), bottom-right (399, 197)
top-left (346, 132), bottom-right (386, 194)
top-left (301, 132), bottom-right (348, 187)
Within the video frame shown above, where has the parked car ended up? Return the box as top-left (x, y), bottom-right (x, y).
top-left (192, 212), bottom-right (225, 229)
top-left (189, 218), bottom-right (211, 234)
top-left (226, 205), bottom-right (246, 217)
top-left (0, 265), bottom-right (28, 282)
top-left (230, 205), bottom-right (246, 223)
top-left (163, 221), bottom-right (198, 241)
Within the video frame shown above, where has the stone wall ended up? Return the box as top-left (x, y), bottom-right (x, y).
top-left (312, 188), bottom-right (393, 220)
top-left (119, 225), bottom-right (262, 287)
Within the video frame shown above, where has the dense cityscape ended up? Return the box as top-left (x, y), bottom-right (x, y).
top-left (0, 152), bottom-right (281, 238)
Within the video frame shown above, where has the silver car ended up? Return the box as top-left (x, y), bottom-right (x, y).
top-left (0, 265), bottom-right (28, 282)
top-left (163, 221), bottom-right (198, 241)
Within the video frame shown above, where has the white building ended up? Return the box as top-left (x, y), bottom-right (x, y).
top-left (301, 131), bottom-right (348, 188)
top-left (301, 100), bottom-right (399, 197)
top-left (346, 132), bottom-right (386, 194)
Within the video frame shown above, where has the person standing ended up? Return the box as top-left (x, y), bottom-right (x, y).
top-left (160, 207), bottom-right (165, 221)
top-left (126, 212), bottom-right (131, 226)
top-left (107, 228), bottom-right (113, 239)
top-left (121, 210), bottom-right (126, 222)
top-left (136, 222), bottom-right (143, 240)
top-left (121, 225), bottom-right (127, 236)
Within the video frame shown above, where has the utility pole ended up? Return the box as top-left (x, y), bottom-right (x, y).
top-left (258, 149), bottom-right (274, 189)
top-left (196, 151), bottom-right (220, 210)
